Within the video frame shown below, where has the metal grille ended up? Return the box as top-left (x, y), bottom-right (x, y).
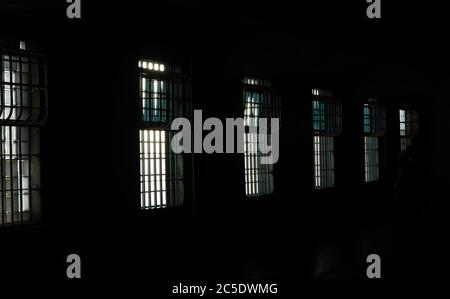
top-left (138, 59), bottom-right (190, 209)
top-left (312, 89), bottom-right (341, 189)
top-left (141, 78), bottom-right (168, 123)
top-left (364, 136), bottom-right (379, 182)
top-left (139, 59), bottom-right (191, 129)
top-left (243, 77), bottom-right (280, 197)
top-left (399, 108), bottom-right (419, 151)
top-left (363, 99), bottom-right (385, 182)
top-left (312, 89), bottom-right (342, 136)
top-left (400, 138), bottom-right (412, 152)
top-left (244, 132), bottom-right (274, 196)
top-left (139, 130), bottom-right (183, 209)
top-left (0, 42), bottom-right (46, 226)
top-left (363, 99), bottom-right (386, 137)
top-left (0, 49), bottom-right (47, 125)
top-left (243, 78), bottom-right (281, 122)
top-left (313, 136), bottom-right (335, 189)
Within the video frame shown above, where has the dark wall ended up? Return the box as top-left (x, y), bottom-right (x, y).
top-left (1, 0), bottom-right (449, 282)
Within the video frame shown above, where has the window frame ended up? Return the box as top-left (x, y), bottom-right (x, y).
top-left (0, 42), bottom-right (47, 227)
top-left (362, 98), bottom-right (386, 183)
top-left (311, 89), bottom-right (342, 190)
top-left (137, 58), bottom-right (191, 210)
top-left (242, 77), bottom-right (280, 198)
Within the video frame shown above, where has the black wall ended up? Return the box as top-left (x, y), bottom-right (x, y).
top-left (1, 0), bottom-right (450, 283)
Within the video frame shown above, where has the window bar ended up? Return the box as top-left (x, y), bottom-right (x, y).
top-left (20, 53), bottom-right (26, 221)
top-left (18, 126), bottom-right (23, 223)
top-left (153, 130), bottom-right (158, 208)
top-left (0, 132), bottom-right (3, 226)
top-left (28, 130), bottom-right (33, 222)
top-left (1, 56), bottom-right (4, 226)
top-left (166, 134), bottom-right (172, 208)
top-left (153, 130), bottom-right (157, 207)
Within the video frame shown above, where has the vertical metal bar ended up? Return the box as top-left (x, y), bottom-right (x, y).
top-left (152, 130), bottom-right (156, 208)
top-left (29, 127), bottom-right (33, 222)
top-left (27, 55), bottom-right (34, 222)
top-left (18, 55), bottom-right (24, 223)
top-left (139, 130), bottom-right (143, 208)
top-left (165, 131), bottom-right (171, 207)
top-left (0, 126), bottom-right (4, 225)
top-left (18, 126), bottom-right (23, 224)
top-left (9, 125), bottom-right (14, 224)
top-left (158, 130), bottom-right (162, 208)
top-left (0, 54), bottom-right (4, 225)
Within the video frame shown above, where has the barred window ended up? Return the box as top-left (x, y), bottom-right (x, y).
top-left (363, 99), bottom-right (386, 182)
top-left (243, 77), bottom-right (280, 197)
top-left (399, 108), bottom-right (419, 151)
top-left (364, 136), bottom-right (379, 182)
top-left (0, 42), bottom-right (47, 226)
top-left (138, 59), bottom-right (190, 209)
top-left (313, 136), bottom-right (335, 190)
top-left (312, 89), bottom-right (342, 190)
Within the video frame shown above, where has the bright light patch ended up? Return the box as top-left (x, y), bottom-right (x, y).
top-left (364, 136), bottom-right (379, 182)
top-left (243, 87), bottom-right (274, 197)
top-left (138, 60), bottom-right (165, 72)
top-left (313, 136), bottom-right (335, 189)
top-left (139, 129), bottom-right (167, 209)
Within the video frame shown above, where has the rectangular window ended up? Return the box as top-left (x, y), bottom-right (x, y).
top-left (312, 89), bottom-right (341, 190)
top-left (1, 43), bottom-right (47, 226)
top-left (400, 138), bottom-right (411, 152)
top-left (243, 78), bottom-right (279, 197)
top-left (139, 130), bottom-right (183, 209)
top-left (313, 100), bottom-right (326, 132)
top-left (138, 59), bottom-right (189, 209)
top-left (399, 108), bottom-right (419, 151)
top-left (362, 99), bottom-right (385, 182)
top-left (363, 104), bottom-right (371, 134)
top-left (364, 136), bottom-right (379, 182)
top-left (363, 103), bottom-right (379, 182)
top-left (141, 78), bottom-right (168, 123)
top-left (244, 132), bottom-right (274, 196)
top-left (399, 109), bottom-right (406, 137)
top-left (313, 136), bottom-right (335, 189)
top-left (399, 108), bottom-right (410, 151)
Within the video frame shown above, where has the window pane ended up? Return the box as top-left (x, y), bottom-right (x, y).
top-left (1, 48), bottom-right (45, 226)
top-left (364, 136), bottom-right (379, 182)
top-left (312, 89), bottom-right (340, 190)
top-left (313, 136), bottom-right (335, 189)
top-left (243, 78), bottom-right (278, 197)
top-left (138, 59), bottom-right (186, 209)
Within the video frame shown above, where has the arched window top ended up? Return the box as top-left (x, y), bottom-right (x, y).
top-left (0, 43), bottom-right (48, 126)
